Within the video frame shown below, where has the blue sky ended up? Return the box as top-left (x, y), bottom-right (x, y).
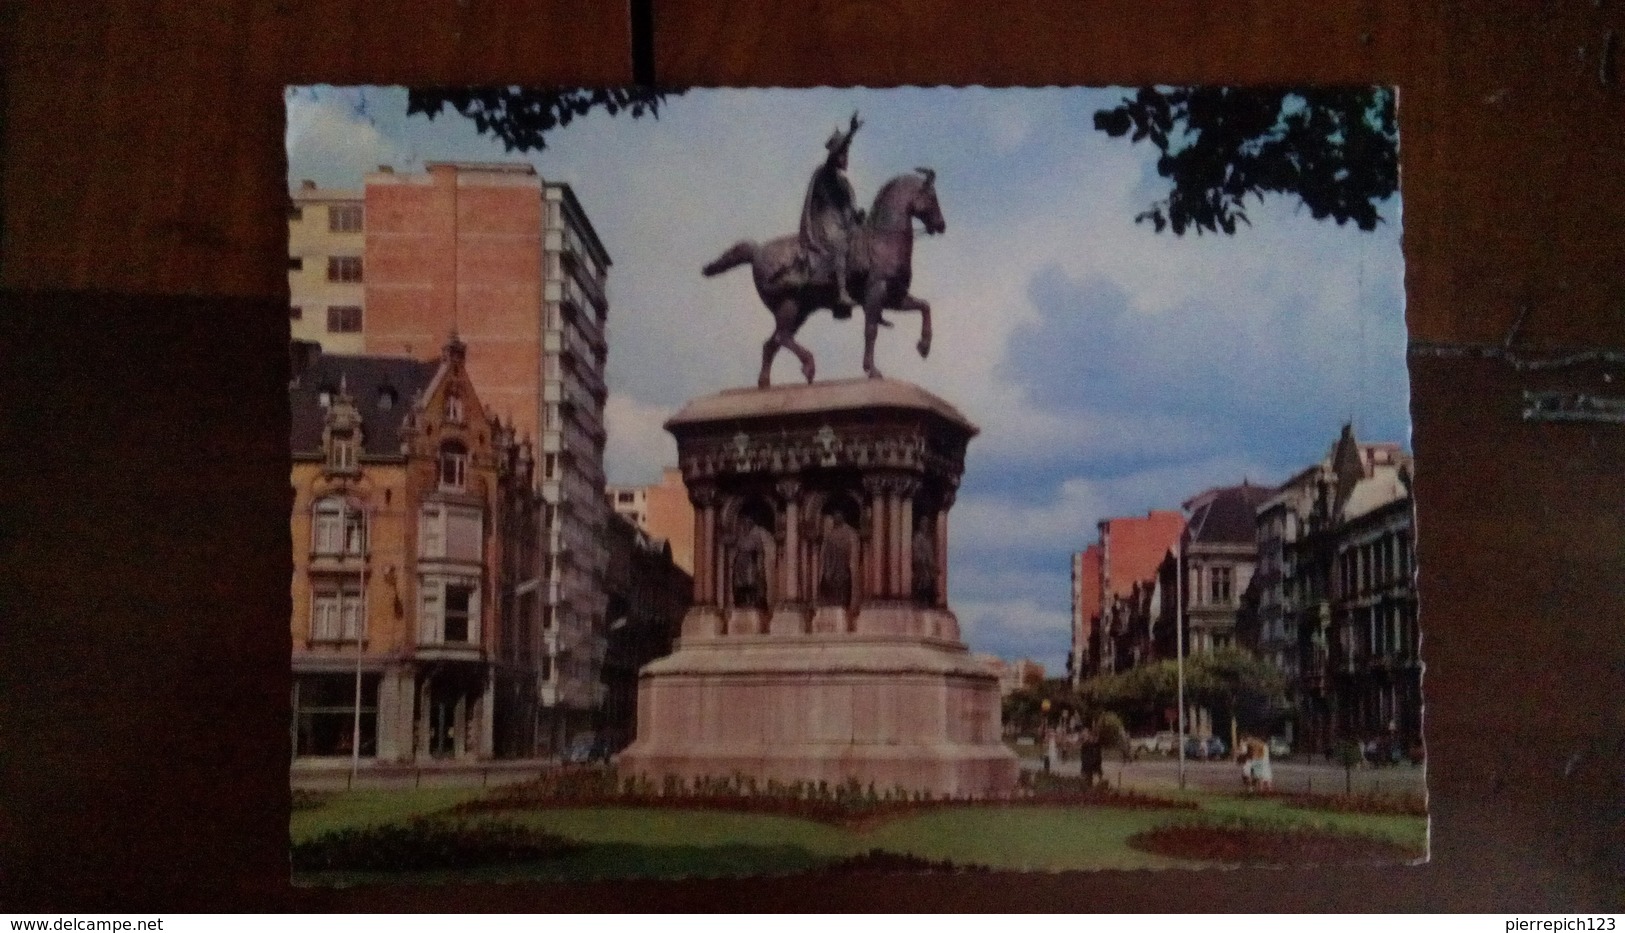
top-left (287, 86), bottom-right (1410, 674)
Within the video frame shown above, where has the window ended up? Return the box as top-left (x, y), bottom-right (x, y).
top-left (445, 391), bottom-right (465, 424)
top-left (327, 433), bottom-right (357, 472)
top-left (288, 205), bottom-right (304, 221)
top-left (290, 306), bottom-right (303, 321)
top-left (616, 491), bottom-right (635, 504)
top-left (311, 577), bottom-right (365, 641)
top-left (439, 442), bottom-right (468, 491)
top-left (293, 674), bottom-right (376, 758)
top-left (288, 256), bottom-right (304, 271)
top-left (313, 498), bottom-right (366, 554)
top-left (543, 453), bottom-right (557, 480)
top-left (327, 305), bottom-right (362, 333)
top-left (444, 585), bottom-right (473, 642)
top-left (327, 256), bottom-right (363, 283)
top-left (419, 503), bottom-right (482, 561)
top-left (377, 388), bottom-right (396, 411)
top-left (329, 203), bottom-right (363, 233)
top-left (1208, 566), bottom-right (1233, 605)
top-left (418, 577), bottom-right (480, 644)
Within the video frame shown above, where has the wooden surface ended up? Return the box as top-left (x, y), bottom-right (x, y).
top-left (3, 0), bottom-right (1624, 912)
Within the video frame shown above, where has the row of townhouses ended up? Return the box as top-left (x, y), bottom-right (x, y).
top-left (1068, 426), bottom-right (1420, 755)
top-left (287, 162), bottom-right (690, 765)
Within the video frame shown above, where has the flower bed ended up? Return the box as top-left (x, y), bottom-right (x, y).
top-left (811, 848), bottom-right (990, 874)
top-left (291, 817), bottom-right (582, 872)
top-left (1254, 790), bottom-right (1428, 817)
top-left (1128, 819), bottom-right (1424, 866)
top-left (449, 768), bottom-right (1194, 828)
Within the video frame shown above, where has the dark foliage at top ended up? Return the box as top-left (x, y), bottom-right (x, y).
top-left (1094, 86), bottom-right (1398, 235)
top-left (407, 87), bottom-right (682, 152)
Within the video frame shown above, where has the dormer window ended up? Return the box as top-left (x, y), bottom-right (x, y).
top-left (328, 432), bottom-right (358, 471)
top-left (439, 442), bottom-right (468, 491)
top-left (445, 391), bottom-right (465, 424)
top-left (318, 386), bottom-right (335, 408)
top-left (377, 388), bottom-right (397, 411)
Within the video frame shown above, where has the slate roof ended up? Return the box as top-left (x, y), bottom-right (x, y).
top-left (1186, 483), bottom-right (1276, 545)
top-left (290, 347), bottom-right (438, 457)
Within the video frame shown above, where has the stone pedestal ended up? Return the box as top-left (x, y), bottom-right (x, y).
top-left (617, 378), bottom-right (1019, 798)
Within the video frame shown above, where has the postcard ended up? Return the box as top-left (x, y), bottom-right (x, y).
top-left (283, 85), bottom-right (1421, 882)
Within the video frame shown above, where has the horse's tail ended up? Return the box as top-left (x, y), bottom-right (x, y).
top-left (702, 241), bottom-right (756, 277)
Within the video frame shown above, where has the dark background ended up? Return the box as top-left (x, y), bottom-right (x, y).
top-left (2, 0), bottom-right (1623, 912)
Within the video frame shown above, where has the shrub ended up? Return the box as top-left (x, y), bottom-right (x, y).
top-left (1271, 791), bottom-right (1427, 817)
top-left (291, 818), bottom-right (581, 872)
top-left (814, 848), bottom-right (990, 874)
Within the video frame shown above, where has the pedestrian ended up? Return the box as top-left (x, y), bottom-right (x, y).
top-left (1252, 737), bottom-right (1274, 792)
top-left (1238, 738), bottom-right (1255, 791)
top-left (1045, 730), bottom-right (1058, 775)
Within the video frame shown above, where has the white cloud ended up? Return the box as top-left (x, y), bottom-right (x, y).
top-left (603, 393), bottom-right (678, 485)
top-left (285, 88), bottom-right (412, 187)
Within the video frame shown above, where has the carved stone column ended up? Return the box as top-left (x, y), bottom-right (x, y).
top-left (689, 483), bottom-right (718, 607)
top-left (937, 485), bottom-right (956, 608)
top-left (862, 475), bottom-right (889, 600)
top-left (895, 476), bottom-right (919, 599)
top-left (776, 478), bottom-right (802, 603)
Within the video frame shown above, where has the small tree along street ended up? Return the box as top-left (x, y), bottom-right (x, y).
top-left (1075, 648), bottom-right (1289, 736)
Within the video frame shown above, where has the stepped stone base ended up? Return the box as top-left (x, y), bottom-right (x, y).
top-left (619, 378), bottom-right (1018, 799)
top-left (617, 626), bottom-right (1020, 798)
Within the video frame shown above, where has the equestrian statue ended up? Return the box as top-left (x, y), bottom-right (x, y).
top-left (702, 112), bottom-right (947, 388)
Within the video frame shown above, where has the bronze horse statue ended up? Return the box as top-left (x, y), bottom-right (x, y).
top-left (702, 168), bottom-right (946, 388)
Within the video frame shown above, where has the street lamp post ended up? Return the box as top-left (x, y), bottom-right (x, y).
top-left (1176, 535), bottom-right (1186, 791)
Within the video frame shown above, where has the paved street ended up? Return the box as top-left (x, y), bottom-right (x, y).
top-left (296, 753), bottom-right (1426, 798)
top-left (1024, 753), bottom-right (1427, 797)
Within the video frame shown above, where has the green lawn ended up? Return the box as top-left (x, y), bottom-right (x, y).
top-left (290, 787), bottom-right (1425, 883)
top-left (290, 787), bottom-right (490, 843)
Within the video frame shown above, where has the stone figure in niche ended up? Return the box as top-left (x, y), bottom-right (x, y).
top-left (731, 515), bottom-right (770, 610)
top-left (912, 515), bottom-right (938, 605)
top-left (818, 509), bottom-right (859, 607)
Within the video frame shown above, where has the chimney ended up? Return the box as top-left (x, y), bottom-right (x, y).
top-left (300, 179), bottom-right (316, 190)
top-left (377, 165), bottom-right (394, 173)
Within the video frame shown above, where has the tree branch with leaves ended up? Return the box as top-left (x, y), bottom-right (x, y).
top-left (408, 86), bottom-right (683, 153)
top-left (1094, 86), bottom-right (1398, 235)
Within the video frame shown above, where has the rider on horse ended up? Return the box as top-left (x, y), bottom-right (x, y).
top-left (799, 111), bottom-right (865, 316)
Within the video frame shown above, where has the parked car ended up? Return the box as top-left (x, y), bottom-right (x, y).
top-left (1151, 731), bottom-right (1179, 755)
top-left (1268, 736), bottom-right (1292, 758)
top-left (1184, 735), bottom-right (1228, 760)
top-left (563, 735), bottom-right (611, 765)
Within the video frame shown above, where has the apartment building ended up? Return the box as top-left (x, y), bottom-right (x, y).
top-left (605, 466), bottom-right (696, 575)
top-left (288, 181), bottom-right (365, 352)
top-left (288, 162), bottom-right (614, 754)
top-left (289, 336), bottom-right (541, 762)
